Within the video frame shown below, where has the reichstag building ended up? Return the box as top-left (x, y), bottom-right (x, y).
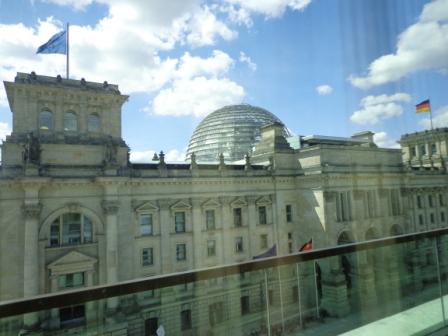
top-left (0, 72), bottom-right (447, 335)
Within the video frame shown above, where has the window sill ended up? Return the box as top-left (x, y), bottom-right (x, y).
top-left (46, 241), bottom-right (97, 250)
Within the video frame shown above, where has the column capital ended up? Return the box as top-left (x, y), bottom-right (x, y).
top-left (23, 203), bottom-right (42, 219)
top-left (102, 200), bottom-right (119, 215)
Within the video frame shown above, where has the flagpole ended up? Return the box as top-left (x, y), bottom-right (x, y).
top-left (296, 263), bottom-right (303, 327)
top-left (66, 22), bottom-right (69, 79)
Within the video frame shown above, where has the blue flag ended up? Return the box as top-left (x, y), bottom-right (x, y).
top-left (36, 31), bottom-right (67, 54)
top-left (253, 244), bottom-right (277, 260)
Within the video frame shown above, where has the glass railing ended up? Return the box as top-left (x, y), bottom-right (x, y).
top-left (2, 228), bottom-right (448, 336)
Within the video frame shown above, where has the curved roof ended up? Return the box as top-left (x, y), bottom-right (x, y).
top-left (186, 104), bottom-right (289, 163)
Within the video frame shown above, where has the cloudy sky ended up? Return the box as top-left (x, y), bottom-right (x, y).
top-left (0, 0), bottom-right (447, 161)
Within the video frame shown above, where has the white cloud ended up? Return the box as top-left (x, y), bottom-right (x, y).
top-left (419, 105), bottom-right (448, 129)
top-left (41, 0), bottom-right (94, 10)
top-left (316, 84), bottom-right (332, 95)
top-left (153, 77), bottom-right (244, 117)
top-left (0, 1), bottom-right (239, 102)
top-left (373, 131), bottom-right (399, 148)
top-left (186, 6), bottom-right (237, 47)
top-left (350, 0), bottom-right (448, 89)
top-left (224, 0), bottom-right (311, 18)
top-left (130, 148), bottom-right (186, 163)
top-left (222, 5), bottom-right (253, 27)
top-left (350, 93), bottom-right (411, 125)
top-left (239, 52), bottom-right (257, 71)
top-left (176, 50), bottom-right (234, 80)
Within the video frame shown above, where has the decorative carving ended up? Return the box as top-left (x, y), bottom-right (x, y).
top-left (190, 152), bottom-right (197, 170)
top-left (23, 203), bottom-right (41, 219)
top-left (103, 137), bottom-right (118, 165)
top-left (102, 200), bottom-right (119, 215)
top-left (23, 132), bottom-right (41, 165)
top-left (219, 153), bottom-right (226, 171)
top-left (66, 202), bottom-right (80, 212)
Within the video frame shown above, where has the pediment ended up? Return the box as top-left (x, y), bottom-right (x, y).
top-left (135, 201), bottom-right (159, 212)
top-left (256, 196), bottom-right (271, 205)
top-left (231, 198), bottom-right (247, 207)
top-left (48, 251), bottom-right (97, 274)
top-left (202, 199), bottom-right (221, 208)
top-left (171, 200), bottom-right (192, 210)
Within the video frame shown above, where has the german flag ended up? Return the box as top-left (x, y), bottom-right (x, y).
top-left (416, 99), bottom-right (431, 113)
top-left (299, 239), bottom-right (313, 252)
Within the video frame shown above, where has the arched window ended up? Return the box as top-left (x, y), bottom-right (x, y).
top-left (50, 213), bottom-right (94, 247)
top-left (39, 110), bottom-right (53, 130)
top-left (64, 112), bottom-right (78, 131)
top-left (88, 114), bottom-right (100, 132)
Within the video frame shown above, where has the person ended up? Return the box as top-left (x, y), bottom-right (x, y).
top-left (156, 325), bottom-right (165, 336)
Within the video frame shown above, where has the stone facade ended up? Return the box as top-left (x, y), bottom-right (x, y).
top-left (0, 72), bottom-right (448, 335)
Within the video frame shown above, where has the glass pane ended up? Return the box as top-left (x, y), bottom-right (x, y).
top-left (83, 216), bottom-right (93, 243)
top-left (64, 112), bottom-right (78, 131)
top-left (88, 114), bottom-right (100, 132)
top-left (62, 213), bottom-right (81, 245)
top-left (39, 111), bottom-right (53, 130)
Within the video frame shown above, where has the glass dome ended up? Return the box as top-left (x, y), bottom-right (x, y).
top-left (186, 104), bottom-right (290, 163)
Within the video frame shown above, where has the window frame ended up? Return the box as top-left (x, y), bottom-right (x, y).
top-left (286, 204), bottom-right (293, 223)
top-left (175, 211), bottom-right (186, 233)
top-left (258, 206), bottom-right (267, 225)
top-left (207, 239), bottom-right (216, 257)
top-left (176, 243), bottom-right (186, 261)
top-left (235, 236), bottom-right (244, 253)
top-left (205, 209), bottom-right (216, 230)
top-left (233, 208), bottom-right (242, 227)
top-left (142, 247), bottom-right (154, 267)
top-left (39, 110), bottom-right (53, 131)
top-left (50, 213), bottom-right (94, 247)
top-left (139, 213), bottom-right (154, 236)
top-left (87, 113), bottom-right (101, 132)
top-left (64, 111), bottom-right (78, 132)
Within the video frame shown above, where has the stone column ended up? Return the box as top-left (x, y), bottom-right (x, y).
top-left (220, 197), bottom-right (232, 265)
top-left (49, 275), bottom-right (60, 329)
top-left (85, 270), bottom-right (96, 324)
top-left (23, 202), bottom-right (42, 328)
top-left (158, 199), bottom-right (172, 274)
top-left (102, 200), bottom-right (119, 311)
top-left (247, 196), bottom-right (258, 257)
top-left (191, 199), bottom-right (202, 269)
top-left (320, 256), bottom-right (350, 317)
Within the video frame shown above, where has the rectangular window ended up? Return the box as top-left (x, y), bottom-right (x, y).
top-left (241, 296), bottom-right (250, 315)
top-left (440, 194), bottom-right (445, 206)
top-left (175, 212), bottom-right (186, 233)
top-left (365, 190), bottom-right (377, 218)
top-left (209, 302), bottom-right (224, 326)
top-left (58, 272), bottom-right (84, 289)
top-left (260, 234), bottom-right (268, 249)
top-left (411, 146), bottom-right (417, 158)
top-left (176, 243), bottom-right (186, 261)
top-left (286, 204), bottom-right (292, 223)
top-left (50, 222), bottom-right (60, 246)
top-left (390, 189), bottom-right (401, 216)
top-left (419, 214), bottom-right (425, 226)
top-left (417, 195), bottom-right (423, 209)
top-left (258, 206), bottom-right (267, 225)
top-left (233, 208), bottom-right (242, 227)
top-left (140, 214), bottom-right (153, 236)
top-left (420, 144), bottom-right (427, 156)
top-left (207, 240), bottom-right (216, 257)
top-left (430, 213), bottom-right (435, 224)
top-left (180, 309), bottom-right (192, 331)
top-left (429, 195), bottom-right (434, 208)
top-left (441, 212), bottom-right (446, 223)
top-left (235, 237), bottom-right (244, 253)
top-left (288, 241), bottom-right (293, 254)
top-left (336, 191), bottom-right (352, 222)
top-left (59, 305), bottom-right (85, 328)
top-left (431, 143), bottom-right (437, 155)
top-left (142, 248), bottom-right (153, 266)
top-left (205, 209), bottom-right (215, 230)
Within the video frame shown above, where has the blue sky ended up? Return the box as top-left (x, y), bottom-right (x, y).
top-left (0, 0), bottom-right (447, 161)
